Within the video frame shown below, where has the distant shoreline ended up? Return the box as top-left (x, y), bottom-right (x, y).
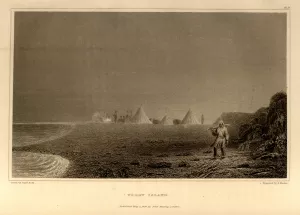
top-left (13, 122), bottom-right (78, 125)
top-left (13, 121), bottom-right (214, 126)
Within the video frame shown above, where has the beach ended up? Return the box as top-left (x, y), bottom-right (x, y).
top-left (12, 123), bottom-right (286, 178)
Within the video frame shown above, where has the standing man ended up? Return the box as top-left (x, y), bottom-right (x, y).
top-left (201, 114), bottom-right (204, 125)
top-left (209, 120), bottom-right (229, 159)
top-left (113, 110), bottom-right (118, 123)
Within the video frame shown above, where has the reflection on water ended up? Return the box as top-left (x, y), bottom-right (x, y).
top-left (13, 123), bottom-right (75, 147)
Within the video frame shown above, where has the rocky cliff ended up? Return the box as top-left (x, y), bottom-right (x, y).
top-left (238, 91), bottom-right (287, 160)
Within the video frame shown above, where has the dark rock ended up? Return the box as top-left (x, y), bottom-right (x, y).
top-left (251, 140), bottom-right (275, 159)
top-left (273, 134), bottom-right (287, 154)
top-left (146, 172), bottom-right (154, 176)
top-left (178, 161), bottom-right (191, 168)
top-left (259, 153), bottom-right (282, 160)
top-left (130, 160), bottom-right (140, 165)
top-left (117, 167), bottom-right (130, 178)
top-left (147, 162), bottom-right (172, 168)
top-left (203, 150), bottom-right (212, 154)
top-left (174, 143), bottom-right (185, 147)
top-left (236, 163), bottom-right (250, 168)
top-left (176, 152), bottom-right (192, 156)
top-left (140, 153), bottom-right (152, 156)
top-left (111, 161), bottom-right (119, 165)
top-left (157, 154), bottom-right (168, 157)
top-left (97, 168), bottom-right (115, 178)
top-left (239, 139), bottom-right (263, 151)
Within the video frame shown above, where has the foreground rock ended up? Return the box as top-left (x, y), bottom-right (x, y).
top-left (147, 162), bottom-right (172, 168)
top-left (178, 161), bottom-right (191, 168)
top-left (238, 92), bottom-right (287, 162)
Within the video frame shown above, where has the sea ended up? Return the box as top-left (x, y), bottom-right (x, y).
top-left (12, 122), bottom-right (75, 178)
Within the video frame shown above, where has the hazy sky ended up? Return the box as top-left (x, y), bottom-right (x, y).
top-left (13, 12), bottom-right (287, 123)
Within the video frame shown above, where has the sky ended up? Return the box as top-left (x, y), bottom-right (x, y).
top-left (13, 12), bottom-right (287, 123)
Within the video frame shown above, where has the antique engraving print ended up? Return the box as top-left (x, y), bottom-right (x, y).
top-left (11, 11), bottom-right (287, 179)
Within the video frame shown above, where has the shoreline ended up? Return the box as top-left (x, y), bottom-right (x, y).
top-left (12, 123), bottom-right (76, 148)
top-left (13, 122), bottom-right (78, 125)
top-left (12, 151), bottom-right (70, 178)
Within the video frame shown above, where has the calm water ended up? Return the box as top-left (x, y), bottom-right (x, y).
top-left (12, 123), bottom-right (75, 147)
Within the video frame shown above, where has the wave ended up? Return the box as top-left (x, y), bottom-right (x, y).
top-left (12, 151), bottom-right (70, 178)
